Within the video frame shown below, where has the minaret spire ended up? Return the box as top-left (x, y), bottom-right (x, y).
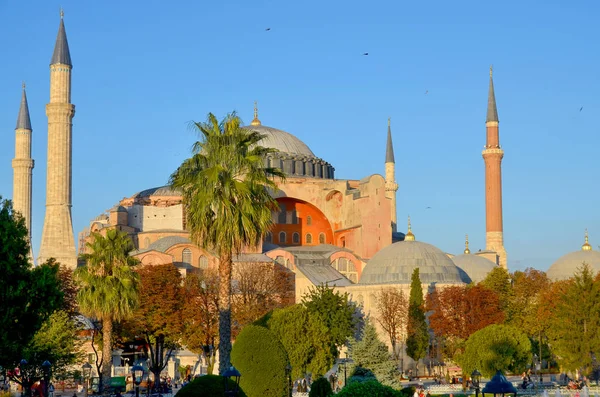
top-left (50, 9), bottom-right (72, 66)
top-left (482, 66), bottom-right (507, 268)
top-left (39, 13), bottom-right (77, 268)
top-left (384, 118), bottom-right (399, 232)
top-left (404, 216), bottom-right (415, 241)
top-left (464, 234), bottom-right (471, 254)
top-left (582, 229), bottom-right (592, 251)
top-left (13, 83), bottom-right (35, 262)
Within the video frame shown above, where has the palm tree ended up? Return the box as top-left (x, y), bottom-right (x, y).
top-left (75, 229), bottom-right (139, 392)
top-left (170, 112), bottom-right (284, 374)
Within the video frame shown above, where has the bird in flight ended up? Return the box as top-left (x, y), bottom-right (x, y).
top-left (363, 52), bottom-right (369, 56)
top-left (265, 28), bottom-right (271, 31)
top-left (580, 106), bottom-right (584, 112)
top-left (425, 206), bottom-right (432, 209)
top-left (425, 90), bottom-right (429, 95)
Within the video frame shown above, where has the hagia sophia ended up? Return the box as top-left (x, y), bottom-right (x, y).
top-left (7, 12), bottom-right (600, 375)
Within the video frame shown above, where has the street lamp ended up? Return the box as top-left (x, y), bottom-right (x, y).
top-left (471, 369), bottom-right (482, 397)
top-left (82, 363), bottom-right (92, 397)
top-left (131, 365), bottom-right (144, 397)
top-left (223, 366), bottom-right (241, 397)
top-left (285, 364), bottom-right (292, 397)
top-left (41, 361), bottom-right (51, 397)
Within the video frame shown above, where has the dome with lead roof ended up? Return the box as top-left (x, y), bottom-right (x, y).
top-left (547, 231), bottom-right (600, 281)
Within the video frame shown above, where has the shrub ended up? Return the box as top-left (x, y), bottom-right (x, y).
top-left (231, 325), bottom-right (289, 397)
top-left (174, 375), bottom-right (247, 397)
top-left (348, 366), bottom-right (377, 384)
top-left (399, 386), bottom-right (416, 397)
top-left (337, 380), bottom-right (401, 397)
top-left (309, 377), bottom-right (333, 397)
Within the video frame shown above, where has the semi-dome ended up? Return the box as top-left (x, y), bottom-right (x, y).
top-left (359, 238), bottom-right (467, 285)
top-left (547, 232), bottom-right (600, 280)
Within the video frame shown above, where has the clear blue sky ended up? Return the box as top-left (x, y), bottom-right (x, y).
top-left (0, 0), bottom-right (598, 272)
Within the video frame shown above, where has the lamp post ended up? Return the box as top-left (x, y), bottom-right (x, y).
top-left (41, 361), bottom-right (51, 397)
top-left (223, 366), bottom-right (241, 397)
top-left (285, 364), bottom-right (292, 397)
top-left (132, 365), bottom-right (144, 397)
top-left (82, 363), bottom-right (92, 397)
top-left (471, 369), bottom-right (481, 397)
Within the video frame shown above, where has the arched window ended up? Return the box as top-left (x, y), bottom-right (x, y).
top-left (306, 215), bottom-right (312, 226)
top-left (279, 231), bottom-right (286, 244)
top-left (278, 204), bottom-right (287, 224)
top-left (182, 248), bottom-right (192, 265)
top-left (291, 210), bottom-right (298, 224)
top-left (144, 237), bottom-right (150, 248)
top-left (340, 237), bottom-right (346, 247)
top-left (293, 232), bottom-right (300, 244)
top-left (265, 231), bottom-right (272, 243)
top-left (338, 258), bottom-right (348, 272)
top-left (306, 233), bottom-right (313, 244)
top-left (199, 255), bottom-right (209, 269)
top-left (319, 233), bottom-right (326, 244)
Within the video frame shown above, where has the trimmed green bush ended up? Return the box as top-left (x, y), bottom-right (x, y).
top-left (309, 377), bottom-right (333, 397)
top-left (348, 366), bottom-right (377, 384)
top-left (231, 325), bottom-right (289, 397)
top-left (174, 375), bottom-right (247, 397)
top-left (337, 380), bottom-right (401, 396)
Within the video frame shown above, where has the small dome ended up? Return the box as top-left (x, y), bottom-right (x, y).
top-left (452, 254), bottom-right (497, 284)
top-left (110, 205), bottom-right (128, 213)
top-left (359, 240), bottom-right (467, 285)
top-left (243, 124), bottom-right (316, 157)
top-left (547, 250), bottom-right (600, 281)
top-left (133, 186), bottom-right (182, 199)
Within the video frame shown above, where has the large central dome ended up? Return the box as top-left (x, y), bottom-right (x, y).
top-left (359, 240), bottom-right (468, 285)
top-left (243, 124), bottom-right (316, 157)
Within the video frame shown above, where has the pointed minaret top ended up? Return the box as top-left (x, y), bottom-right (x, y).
top-left (486, 65), bottom-right (498, 122)
top-left (50, 11), bottom-right (72, 67)
top-left (16, 84), bottom-right (32, 130)
top-left (250, 100), bottom-right (261, 126)
top-left (385, 117), bottom-right (395, 163)
top-left (464, 234), bottom-right (471, 254)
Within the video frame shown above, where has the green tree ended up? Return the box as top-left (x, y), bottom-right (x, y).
top-left (174, 374), bottom-right (247, 397)
top-left (309, 377), bottom-right (333, 397)
top-left (302, 284), bottom-right (357, 350)
top-left (480, 266), bottom-right (513, 314)
top-left (124, 264), bottom-right (184, 390)
top-left (336, 380), bottom-right (401, 397)
top-left (267, 304), bottom-right (334, 378)
top-left (0, 197), bottom-right (63, 371)
top-left (546, 264), bottom-right (600, 372)
top-left (170, 112), bottom-right (284, 374)
top-left (231, 325), bottom-right (289, 397)
top-left (349, 320), bottom-right (399, 388)
top-left (457, 324), bottom-right (531, 377)
top-left (405, 268), bottom-right (428, 370)
top-left (75, 229), bottom-right (140, 392)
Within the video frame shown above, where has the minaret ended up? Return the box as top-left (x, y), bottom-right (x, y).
top-left (38, 10), bottom-right (77, 268)
top-left (12, 83), bottom-right (35, 261)
top-left (385, 118), bottom-right (399, 232)
top-left (482, 66), bottom-right (507, 268)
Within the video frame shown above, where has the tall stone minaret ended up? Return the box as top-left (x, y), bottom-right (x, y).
top-left (482, 66), bottom-right (507, 269)
top-left (38, 10), bottom-right (77, 269)
top-left (385, 118), bottom-right (398, 232)
top-left (12, 83), bottom-right (35, 261)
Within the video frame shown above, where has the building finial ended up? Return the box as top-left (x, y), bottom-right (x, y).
top-left (405, 216), bottom-right (415, 241)
top-left (464, 234), bottom-right (471, 254)
top-left (22, 81), bottom-right (26, 90)
top-left (490, 64), bottom-right (493, 78)
top-left (250, 100), bottom-right (261, 126)
top-left (60, 7), bottom-right (64, 19)
top-left (388, 117), bottom-right (391, 127)
top-left (582, 229), bottom-right (592, 251)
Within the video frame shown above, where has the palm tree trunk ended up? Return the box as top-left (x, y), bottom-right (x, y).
top-left (102, 318), bottom-right (113, 393)
top-left (218, 252), bottom-right (233, 374)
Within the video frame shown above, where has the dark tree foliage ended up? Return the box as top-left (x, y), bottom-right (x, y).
top-left (309, 377), bottom-right (334, 397)
top-left (174, 374), bottom-right (247, 397)
top-left (231, 325), bottom-right (289, 397)
top-left (337, 380), bottom-right (401, 397)
top-left (405, 268), bottom-right (428, 366)
top-left (0, 197), bottom-right (64, 370)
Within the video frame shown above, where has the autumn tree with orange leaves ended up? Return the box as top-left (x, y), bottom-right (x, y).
top-left (124, 264), bottom-right (184, 390)
top-left (426, 284), bottom-right (504, 360)
top-left (375, 287), bottom-right (408, 362)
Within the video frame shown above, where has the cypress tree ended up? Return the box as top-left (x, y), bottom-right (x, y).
top-left (405, 268), bottom-right (429, 373)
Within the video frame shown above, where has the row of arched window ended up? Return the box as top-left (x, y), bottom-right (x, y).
top-left (274, 204), bottom-right (314, 226)
top-left (265, 231), bottom-right (326, 245)
top-left (181, 248), bottom-right (208, 269)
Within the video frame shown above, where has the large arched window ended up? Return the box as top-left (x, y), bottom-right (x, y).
top-left (279, 231), bottom-right (287, 244)
top-left (278, 204), bottom-right (287, 224)
top-left (306, 233), bottom-right (313, 244)
top-left (182, 248), bottom-right (192, 265)
top-left (319, 233), bottom-right (326, 244)
top-left (292, 232), bottom-right (300, 244)
top-left (199, 255), bottom-right (209, 269)
top-left (306, 215), bottom-right (312, 226)
top-left (265, 231), bottom-right (272, 243)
